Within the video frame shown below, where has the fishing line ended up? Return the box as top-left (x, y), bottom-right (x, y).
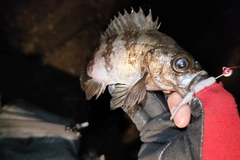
top-left (215, 66), bottom-right (240, 79)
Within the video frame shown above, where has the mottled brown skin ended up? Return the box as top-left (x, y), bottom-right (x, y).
top-left (81, 8), bottom-right (207, 110)
top-left (86, 30), bottom-right (203, 95)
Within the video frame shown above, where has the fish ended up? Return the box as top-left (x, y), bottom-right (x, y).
top-left (80, 7), bottom-right (212, 118)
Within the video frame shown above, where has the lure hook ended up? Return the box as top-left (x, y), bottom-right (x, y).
top-left (215, 67), bottom-right (233, 79)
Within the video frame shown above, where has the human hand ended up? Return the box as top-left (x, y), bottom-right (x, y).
top-left (117, 83), bottom-right (240, 160)
top-left (121, 90), bottom-right (192, 131)
top-left (119, 90), bottom-right (192, 130)
top-left (120, 90), bottom-right (203, 160)
top-left (167, 92), bottom-right (191, 128)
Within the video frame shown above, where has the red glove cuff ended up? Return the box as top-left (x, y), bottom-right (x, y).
top-left (195, 82), bottom-right (240, 160)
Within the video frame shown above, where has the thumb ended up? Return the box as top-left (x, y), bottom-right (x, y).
top-left (167, 92), bottom-right (191, 128)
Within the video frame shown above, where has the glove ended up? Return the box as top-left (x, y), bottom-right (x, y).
top-left (118, 82), bottom-right (240, 160)
top-left (123, 91), bottom-right (203, 160)
top-left (195, 82), bottom-right (240, 160)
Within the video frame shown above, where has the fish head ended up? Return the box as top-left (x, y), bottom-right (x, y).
top-left (170, 52), bottom-right (208, 96)
top-left (147, 45), bottom-right (208, 97)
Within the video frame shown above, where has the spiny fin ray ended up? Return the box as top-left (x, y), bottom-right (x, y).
top-left (101, 7), bottom-right (160, 40)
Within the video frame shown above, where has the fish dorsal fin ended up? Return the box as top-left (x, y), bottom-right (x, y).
top-left (101, 7), bottom-right (160, 40)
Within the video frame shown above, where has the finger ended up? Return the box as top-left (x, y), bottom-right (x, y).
top-left (167, 92), bottom-right (191, 128)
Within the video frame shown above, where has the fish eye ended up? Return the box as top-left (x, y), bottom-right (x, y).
top-left (172, 54), bottom-right (194, 72)
top-left (176, 59), bottom-right (187, 68)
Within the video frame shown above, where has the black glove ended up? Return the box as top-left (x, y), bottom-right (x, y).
top-left (122, 91), bottom-right (203, 160)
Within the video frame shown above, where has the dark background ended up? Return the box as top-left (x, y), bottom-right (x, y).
top-left (0, 0), bottom-right (239, 159)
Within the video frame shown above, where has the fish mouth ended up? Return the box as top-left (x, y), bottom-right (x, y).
top-left (186, 70), bottom-right (209, 91)
top-left (175, 70), bottom-right (208, 97)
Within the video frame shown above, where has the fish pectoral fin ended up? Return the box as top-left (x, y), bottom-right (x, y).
top-left (109, 73), bottom-right (148, 110)
top-left (110, 84), bottom-right (129, 110)
top-left (85, 79), bottom-right (106, 100)
top-left (123, 73), bottom-right (147, 108)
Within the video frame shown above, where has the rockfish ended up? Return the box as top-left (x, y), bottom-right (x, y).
top-left (80, 7), bottom-right (213, 118)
